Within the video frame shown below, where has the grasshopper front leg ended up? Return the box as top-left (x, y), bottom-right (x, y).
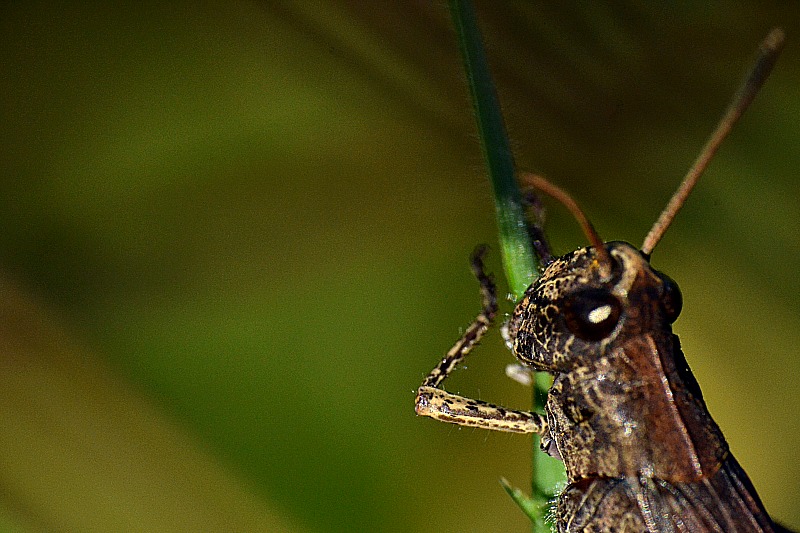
top-left (415, 247), bottom-right (548, 435)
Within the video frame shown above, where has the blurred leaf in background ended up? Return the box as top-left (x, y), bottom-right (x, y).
top-left (0, 2), bottom-right (798, 532)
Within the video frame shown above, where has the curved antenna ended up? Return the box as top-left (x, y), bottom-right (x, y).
top-left (520, 172), bottom-right (612, 273)
top-left (641, 28), bottom-right (785, 255)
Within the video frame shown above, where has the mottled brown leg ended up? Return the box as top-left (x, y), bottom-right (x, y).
top-left (414, 247), bottom-right (547, 435)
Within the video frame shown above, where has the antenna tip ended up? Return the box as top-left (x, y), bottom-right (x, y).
top-left (763, 28), bottom-right (786, 53)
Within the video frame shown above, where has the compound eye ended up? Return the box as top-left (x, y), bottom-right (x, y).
top-left (562, 288), bottom-right (622, 342)
top-left (657, 272), bottom-right (683, 323)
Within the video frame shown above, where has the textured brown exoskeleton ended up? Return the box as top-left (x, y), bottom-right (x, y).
top-left (415, 30), bottom-right (791, 532)
top-left (508, 241), bottom-right (782, 531)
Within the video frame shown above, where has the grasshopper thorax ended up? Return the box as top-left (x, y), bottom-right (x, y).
top-left (507, 241), bottom-right (728, 482)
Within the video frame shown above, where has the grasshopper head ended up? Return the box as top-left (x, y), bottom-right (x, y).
top-left (507, 242), bottom-right (682, 372)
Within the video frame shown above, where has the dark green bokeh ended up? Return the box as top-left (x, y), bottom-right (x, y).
top-left (0, 3), bottom-right (798, 532)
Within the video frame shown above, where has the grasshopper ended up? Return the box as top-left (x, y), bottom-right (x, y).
top-left (416, 29), bottom-right (791, 532)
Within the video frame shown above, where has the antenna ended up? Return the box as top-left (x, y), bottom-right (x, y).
top-left (520, 172), bottom-right (612, 274)
top-left (640, 28), bottom-right (785, 255)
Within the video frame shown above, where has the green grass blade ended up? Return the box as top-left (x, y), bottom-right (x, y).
top-left (447, 0), bottom-right (537, 300)
top-left (447, 1), bottom-right (566, 531)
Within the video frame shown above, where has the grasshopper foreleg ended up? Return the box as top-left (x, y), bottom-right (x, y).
top-left (415, 246), bottom-right (547, 435)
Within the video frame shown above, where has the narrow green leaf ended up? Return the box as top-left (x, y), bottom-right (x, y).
top-left (447, 1), bottom-right (566, 531)
top-left (447, 0), bottom-right (537, 299)
top-left (499, 477), bottom-right (548, 530)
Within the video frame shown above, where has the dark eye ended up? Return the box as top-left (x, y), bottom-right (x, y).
top-left (562, 288), bottom-right (622, 341)
top-left (657, 272), bottom-right (682, 323)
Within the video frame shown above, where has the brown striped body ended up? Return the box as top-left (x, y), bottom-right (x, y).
top-left (557, 456), bottom-right (775, 532)
top-left (508, 242), bottom-right (782, 532)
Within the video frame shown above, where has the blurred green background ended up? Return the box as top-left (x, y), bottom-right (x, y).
top-left (0, 2), bottom-right (798, 532)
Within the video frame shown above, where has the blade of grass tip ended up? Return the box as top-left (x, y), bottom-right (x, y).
top-left (500, 477), bottom-right (543, 523)
top-left (447, 1), bottom-right (565, 530)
